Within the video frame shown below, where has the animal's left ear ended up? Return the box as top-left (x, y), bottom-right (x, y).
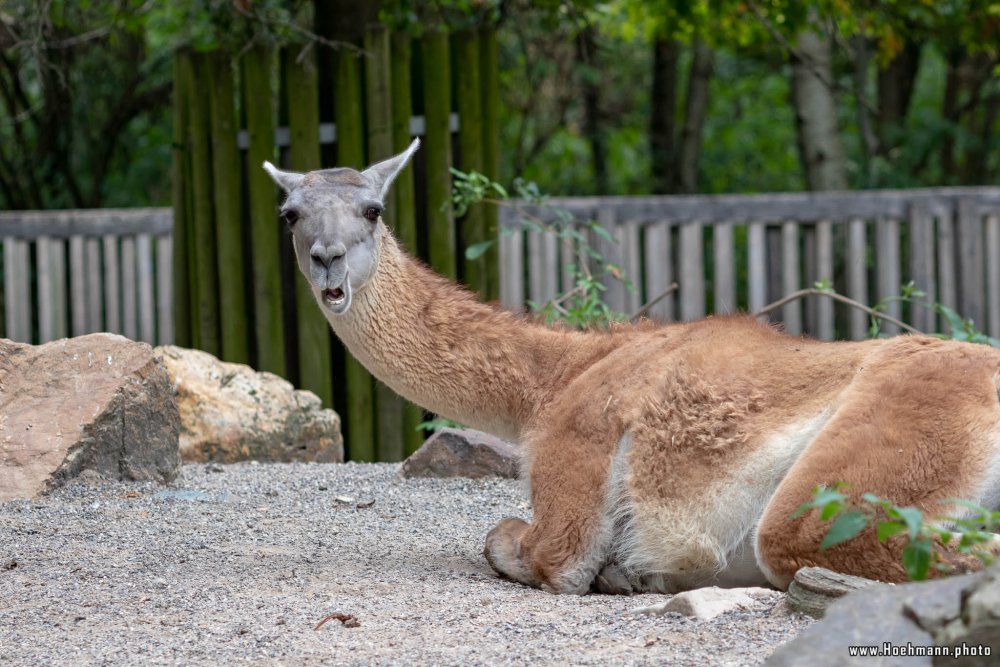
top-left (262, 161), bottom-right (305, 192)
top-left (362, 138), bottom-right (420, 200)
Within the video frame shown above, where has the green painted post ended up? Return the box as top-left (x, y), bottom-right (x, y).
top-left (243, 46), bottom-right (287, 377)
top-left (454, 30), bottom-right (486, 295)
top-left (365, 24), bottom-right (406, 463)
top-left (335, 47), bottom-right (376, 462)
top-left (171, 51), bottom-right (192, 348)
top-left (209, 51), bottom-right (250, 364)
top-left (285, 45), bottom-right (334, 408)
top-left (479, 27), bottom-right (501, 301)
top-left (187, 51), bottom-right (220, 356)
top-left (422, 30), bottom-right (455, 279)
top-left (391, 31), bottom-right (425, 456)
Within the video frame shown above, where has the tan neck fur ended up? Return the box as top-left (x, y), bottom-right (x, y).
top-left (323, 232), bottom-right (616, 440)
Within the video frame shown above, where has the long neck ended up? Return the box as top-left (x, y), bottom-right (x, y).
top-left (323, 233), bottom-right (611, 440)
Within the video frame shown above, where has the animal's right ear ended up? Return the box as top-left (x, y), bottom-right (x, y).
top-left (262, 161), bottom-right (304, 192)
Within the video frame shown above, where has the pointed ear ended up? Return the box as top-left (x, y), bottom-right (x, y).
top-left (262, 161), bottom-right (304, 192)
top-left (362, 138), bottom-right (420, 200)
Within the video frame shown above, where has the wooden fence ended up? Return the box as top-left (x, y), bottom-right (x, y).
top-left (171, 26), bottom-right (501, 464)
top-left (499, 187), bottom-right (1000, 341)
top-left (4, 188), bottom-right (1000, 463)
top-left (0, 209), bottom-right (172, 346)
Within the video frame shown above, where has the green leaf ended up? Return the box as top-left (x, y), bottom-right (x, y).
top-left (902, 539), bottom-right (932, 581)
top-left (820, 511), bottom-right (869, 550)
top-left (876, 521), bottom-right (908, 542)
top-left (819, 501), bottom-right (842, 521)
top-left (464, 240), bottom-right (495, 261)
top-left (893, 507), bottom-right (925, 540)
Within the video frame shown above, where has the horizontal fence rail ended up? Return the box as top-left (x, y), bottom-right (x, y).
top-left (498, 187), bottom-right (1000, 341)
top-left (0, 208), bottom-right (173, 347)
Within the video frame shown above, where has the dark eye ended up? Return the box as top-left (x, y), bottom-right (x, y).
top-left (281, 209), bottom-right (299, 226)
top-left (363, 207), bottom-right (381, 222)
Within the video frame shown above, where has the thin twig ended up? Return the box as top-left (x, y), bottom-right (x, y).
top-left (753, 288), bottom-right (922, 335)
top-left (630, 282), bottom-right (679, 323)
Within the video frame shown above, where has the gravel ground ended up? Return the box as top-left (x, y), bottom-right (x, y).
top-left (0, 463), bottom-right (812, 666)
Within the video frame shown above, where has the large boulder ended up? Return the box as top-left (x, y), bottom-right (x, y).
top-left (766, 563), bottom-right (1000, 667)
top-left (156, 345), bottom-right (342, 463)
top-left (0, 334), bottom-right (181, 501)
top-left (399, 428), bottom-right (519, 479)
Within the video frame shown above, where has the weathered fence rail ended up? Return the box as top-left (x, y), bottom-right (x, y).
top-left (499, 187), bottom-right (1000, 341)
top-left (0, 208), bottom-right (172, 346)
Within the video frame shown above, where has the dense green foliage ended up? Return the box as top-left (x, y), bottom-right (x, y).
top-left (1, 0), bottom-right (997, 208)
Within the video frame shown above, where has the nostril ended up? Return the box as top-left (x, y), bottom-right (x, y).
top-left (310, 245), bottom-right (345, 268)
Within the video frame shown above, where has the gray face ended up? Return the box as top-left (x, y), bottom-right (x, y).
top-left (280, 169), bottom-right (383, 315)
top-left (263, 139), bottom-right (419, 316)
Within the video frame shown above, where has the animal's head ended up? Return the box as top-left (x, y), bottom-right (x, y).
top-left (262, 138), bottom-right (419, 316)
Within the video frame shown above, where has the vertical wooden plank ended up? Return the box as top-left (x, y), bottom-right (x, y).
top-left (907, 204), bottom-right (936, 333)
top-left (171, 51), bottom-right (192, 348)
top-left (713, 223), bottom-right (735, 314)
top-left (595, 207), bottom-right (626, 314)
top-left (422, 30), bottom-right (455, 279)
top-left (334, 46), bottom-right (375, 463)
top-left (957, 198), bottom-right (985, 328)
top-left (156, 235), bottom-right (173, 345)
top-left (390, 30), bottom-right (425, 460)
top-left (479, 26), bottom-right (501, 302)
top-left (137, 234), bottom-right (155, 344)
top-left (121, 236), bottom-right (138, 341)
top-left (85, 238), bottom-right (101, 333)
top-left (560, 228), bottom-right (576, 294)
top-left (187, 51), bottom-right (220, 354)
top-left (985, 214), bottom-right (1000, 338)
top-left (747, 222), bottom-right (767, 315)
top-left (244, 45), bottom-right (287, 376)
top-left (365, 24), bottom-right (405, 464)
top-left (36, 237), bottom-right (54, 342)
top-left (102, 236), bottom-right (121, 335)
top-left (815, 221), bottom-right (834, 340)
top-left (679, 222), bottom-right (705, 321)
top-left (527, 230), bottom-right (558, 306)
top-left (643, 221), bottom-right (674, 322)
top-left (802, 225), bottom-right (817, 334)
top-left (936, 207), bottom-right (958, 331)
top-left (69, 236), bottom-right (87, 337)
top-left (621, 222), bottom-right (642, 315)
top-left (46, 237), bottom-right (67, 340)
top-left (455, 29), bottom-right (488, 296)
top-left (847, 219), bottom-right (868, 339)
top-left (3, 239), bottom-right (30, 342)
top-left (781, 222), bottom-right (801, 335)
top-left (499, 226), bottom-right (524, 311)
top-left (286, 40), bottom-right (334, 414)
top-left (876, 217), bottom-right (901, 335)
top-left (210, 50), bottom-right (250, 364)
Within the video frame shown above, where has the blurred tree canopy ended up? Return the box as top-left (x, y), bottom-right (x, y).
top-left (0, 0), bottom-right (997, 209)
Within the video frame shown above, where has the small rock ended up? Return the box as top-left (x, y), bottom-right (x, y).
top-left (398, 428), bottom-right (519, 479)
top-left (0, 334), bottom-right (181, 501)
top-left (156, 345), bottom-right (343, 464)
top-left (633, 586), bottom-right (778, 621)
top-left (786, 566), bottom-right (882, 618)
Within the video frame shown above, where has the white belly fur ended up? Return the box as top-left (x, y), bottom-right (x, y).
top-left (611, 411), bottom-right (832, 591)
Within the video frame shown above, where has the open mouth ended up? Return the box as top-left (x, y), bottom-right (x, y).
top-left (322, 287), bottom-right (346, 306)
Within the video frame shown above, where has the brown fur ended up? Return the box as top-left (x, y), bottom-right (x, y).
top-left (266, 150), bottom-right (1000, 594)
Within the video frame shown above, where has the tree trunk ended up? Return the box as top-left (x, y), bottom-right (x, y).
top-left (577, 25), bottom-right (608, 195)
top-left (650, 37), bottom-right (679, 194)
top-left (790, 26), bottom-right (848, 191)
top-left (676, 39), bottom-right (713, 194)
top-left (875, 40), bottom-right (921, 154)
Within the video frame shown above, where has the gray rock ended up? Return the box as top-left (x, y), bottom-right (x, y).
top-left (156, 345), bottom-right (342, 463)
top-left (767, 565), bottom-right (1000, 667)
top-left (399, 428), bottom-right (519, 479)
top-left (0, 334), bottom-right (181, 501)
top-left (633, 586), bottom-right (780, 621)
top-left (786, 566), bottom-right (882, 618)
